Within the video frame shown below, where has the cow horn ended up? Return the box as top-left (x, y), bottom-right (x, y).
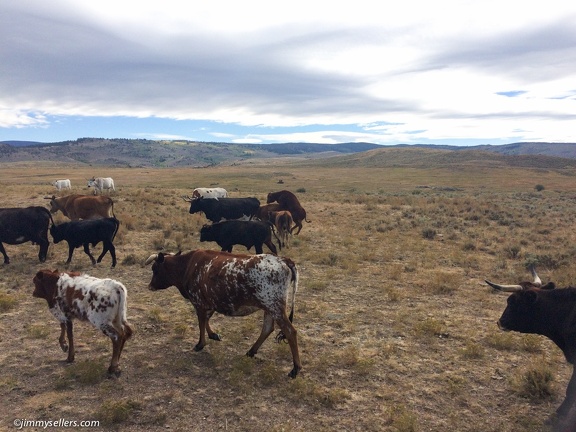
top-left (485, 280), bottom-right (523, 292)
top-left (43, 196), bottom-right (53, 200)
top-left (144, 254), bottom-right (158, 265)
top-left (182, 195), bottom-right (193, 202)
top-left (529, 265), bottom-right (542, 287)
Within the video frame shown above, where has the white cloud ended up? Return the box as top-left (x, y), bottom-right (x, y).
top-left (1, 0), bottom-right (575, 144)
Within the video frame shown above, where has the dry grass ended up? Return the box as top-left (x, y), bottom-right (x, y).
top-left (1, 158), bottom-right (576, 431)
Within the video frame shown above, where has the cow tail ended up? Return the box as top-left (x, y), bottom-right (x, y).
top-left (115, 284), bottom-right (133, 340)
top-left (110, 199), bottom-right (116, 219)
top-left (287, 259), bottom-right (298, 323)
top-left (41, 206), bottom-right (56, 227)
top-left (276, 259), bottom-right (298, 344)
top-left (111, 217), bottom-right (120, 242)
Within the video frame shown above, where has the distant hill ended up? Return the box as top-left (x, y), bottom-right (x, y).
top-left (1, 138), bottom-right (576, 168)
top-left (302, 146), bottom-right (576, 170)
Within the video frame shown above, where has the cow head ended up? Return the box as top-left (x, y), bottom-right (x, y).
top-left (497, 289), bottom-right (541, 333)
top-left (44, 195), bottom-right (60, 214)
top-left (188, 197), bottom-right (203, 214)
top-left (50, 223), bottom-right (66, 244)
top-left (487, 266), bottom-right (556, 333)
top-left (199, 224), bottom-right (214, 242)
top-left (145, 252), bottom-right (179, 291)
top-left (32, 269), bottom-right (60, 303)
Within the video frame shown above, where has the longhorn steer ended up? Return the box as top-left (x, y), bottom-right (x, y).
top-left (266, 190), bottom-right (310, 235)
top-left (0, 206), bottom-right (53, 264)
top-left (487, 267), bottom-right (576, 422)
top-left (50, 217), bottom-right (120, 267)
top-left (46, 194), bottom-right (114, 220)
top-left (145, 250), bottom-right (301, 378)
top-left (32, 269), bottom-right (132, 376)
top-left (199, 220), bottom-right (280, 255)
top-left (186, 197), bottom-right (260, 222)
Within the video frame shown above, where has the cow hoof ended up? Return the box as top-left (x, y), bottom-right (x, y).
top-left (60, 344), bottom-right (69, 352)
top-left (107, 368), bottom-right (121, 378)
top-left (193, 344), bottom-right (205, 352)
top-left (209, 333), bottom-right (222, 341)
top-left (288, 367), bottom-right (300, 379)
top-left (246, 349), bottom-right (256, 358)
top-left (66, 357), bottom-right (75, 363)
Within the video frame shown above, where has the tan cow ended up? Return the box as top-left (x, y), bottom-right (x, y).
top-left (271, 210), bottom-right (293, 248)
top-left (45, 194), bottom-right (115, 220)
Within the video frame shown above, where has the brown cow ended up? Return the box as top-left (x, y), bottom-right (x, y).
top-left (271, 210), bottom-right (293, 248)
top-left (266, 190), bottom-right (311, 235)
top-left (255, 203), bottom-right (281, 222)
top-left (46, 194), bottom-right (115, 220)
top-left (32, 269), bottom-right (132, 376)
top-left (145, 250), bottom-right (301, 378)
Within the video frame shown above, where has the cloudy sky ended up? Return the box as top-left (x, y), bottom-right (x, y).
top-left (1, 1), bottom-right (575, 145)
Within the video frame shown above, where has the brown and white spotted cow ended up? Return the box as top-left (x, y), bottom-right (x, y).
top-left (32, 269), bottom-right (133, 376)
top-left (145, 250), bottom-right (302, 378)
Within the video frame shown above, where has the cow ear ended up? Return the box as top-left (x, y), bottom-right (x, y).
top-left (157, 253), bottom-right (165, 263)
top-left (175, 251), bottom-right (182, 256)
top-left (35, 271), bottom-right (44, 280)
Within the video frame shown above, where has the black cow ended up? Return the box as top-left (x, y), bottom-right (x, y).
top-left (0, 206), bottom-right (54, 264)
top-left (50, 217), bottom-right (120, 267)
top-left (187, 197), bottom-right (260, 223)
top-left (486, 268), bottom-right (576, 423)
top-left (200, 220), bottom-right (280, 255)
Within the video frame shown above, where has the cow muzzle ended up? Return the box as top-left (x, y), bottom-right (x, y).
top-left (497, 320), bottom-right (510, 331)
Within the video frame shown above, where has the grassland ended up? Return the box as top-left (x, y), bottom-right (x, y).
top-left (1, 153), bottom-right (576, 431)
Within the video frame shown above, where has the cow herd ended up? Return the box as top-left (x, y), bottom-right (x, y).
top-left (0, 184), bottom-right (310, 379)
top-left (4, 181), bottom-right (576, 426)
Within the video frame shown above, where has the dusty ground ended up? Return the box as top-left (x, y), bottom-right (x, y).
top-left (1, 160), bottom-right (576, 431)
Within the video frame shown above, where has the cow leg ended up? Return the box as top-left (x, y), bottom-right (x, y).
top-left (275, 312), bottom-right (301, 378)
top-left (97, 241), bottom-right (116, 268)
top-left (263, 240), bottom-right (277, 255)
top-left (205, 311), bottom-right (222, 341)
top-left (108, 335), bottom-right (122, 376)
top-left (194, 308), bottom-right (210, 351)
top-left (65, 320), bottom-right (75, 363)
top-left (82, 243), bottom-right (96, 265)
top-left (291, 221), bottom-right (303, 235)
top-left (255, 244), bottom-right (264, 254)
top-left (557, 366), bottom-right (576, 418)
top-left (58, 322), bottom-right (68, 352)
top-left (65, 243), bottom-right (75, 264)
top-left (0, 242), bottom-right (9, 264)
top-left (38, 239), bottom-right (49, 262)
top-left (247, 312), bottom-right (275, 357)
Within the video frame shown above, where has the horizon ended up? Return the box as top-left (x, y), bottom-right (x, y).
top-left (1, 1), bottom-right (575, 146)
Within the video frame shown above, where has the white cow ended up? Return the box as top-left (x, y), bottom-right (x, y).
top-left (87, 177), bottom-right (115, 195)
top-left (52, 179), bottom-right (71, 191)
top-left (192, 187), bottom-right (228, 199)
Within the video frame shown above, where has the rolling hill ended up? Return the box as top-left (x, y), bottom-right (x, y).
top-left (1, 138), bottom-right (576, 169)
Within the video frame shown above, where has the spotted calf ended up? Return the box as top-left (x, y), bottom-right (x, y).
top-left (32, 269), bottom-right (133, 376)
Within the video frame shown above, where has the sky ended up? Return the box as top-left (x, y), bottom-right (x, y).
top-left (1, 1), bottom-right (575, 146)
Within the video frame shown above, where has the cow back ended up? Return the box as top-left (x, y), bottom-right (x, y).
top-left (0, 207), bottom-right (53, 244)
